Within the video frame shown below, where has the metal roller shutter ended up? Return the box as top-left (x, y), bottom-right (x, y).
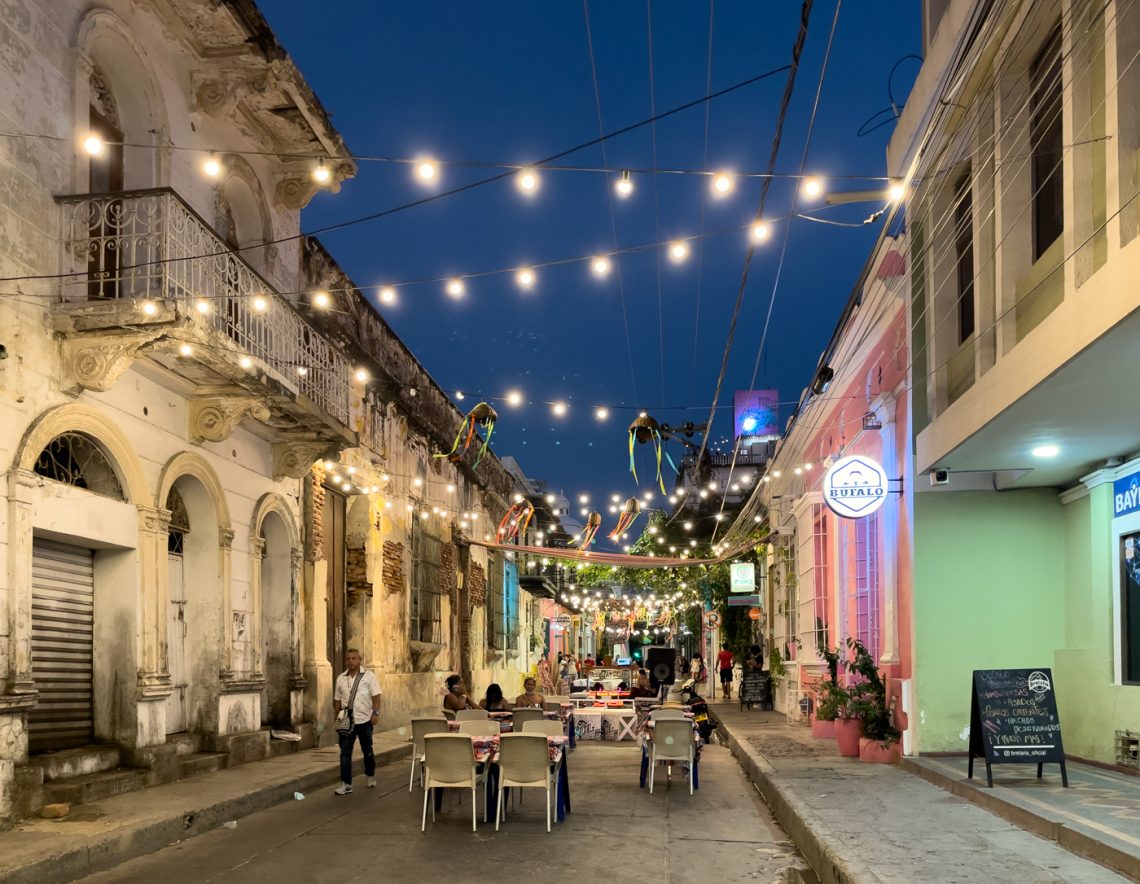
top-left (30, 540), bottom-right (95, 750)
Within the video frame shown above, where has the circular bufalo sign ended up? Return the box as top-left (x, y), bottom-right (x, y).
top-left (823, 454), bottom-right (888, 519)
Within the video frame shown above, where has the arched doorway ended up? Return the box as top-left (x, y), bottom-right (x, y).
top-left (163, 477), bottom-right (220, 735)
top-left (260, 511), bottom-right (293, 727)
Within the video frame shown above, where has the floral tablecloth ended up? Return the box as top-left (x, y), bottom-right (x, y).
top-left (465, 733), bottom-right (569, 765)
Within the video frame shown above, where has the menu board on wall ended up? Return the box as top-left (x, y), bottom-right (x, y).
top-left (968, 668), bottom-right (1068, 788)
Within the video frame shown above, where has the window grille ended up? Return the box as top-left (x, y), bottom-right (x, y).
top-left (33, 432), bottom-right (124, 501)
top-left (854, 512), bottom-right (881, 662)
top-left (410, 509), bottom-right (442, 644)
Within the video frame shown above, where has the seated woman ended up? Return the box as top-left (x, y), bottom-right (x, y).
top-left (628, 670), bottom-right (656, 699)
top-left (482, 683), bottom-right (513, 713)
top-left (443, 674), bottom-right (482, 713)
top-left (515, 677), bottom-right (546, 708)
top-left (590, 681), bottom-right (605, 692)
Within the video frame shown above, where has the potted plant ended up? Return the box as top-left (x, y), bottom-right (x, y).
top-left (844, 638), bottom-right (900, 763)
top-left (810, 645), bottom-right (844, 739)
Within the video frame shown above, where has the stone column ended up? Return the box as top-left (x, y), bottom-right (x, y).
top-left (4, 470), bottom-right (37, 700)
top-left (136, 506), bottom-right (173, 697)
top-left (249, 535), bottom-right (266, 679)
top-left (219, 528), bottom-right (235, 676)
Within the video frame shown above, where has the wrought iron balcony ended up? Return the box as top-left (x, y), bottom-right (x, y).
top-left (53, 188), bottom-right (355, 469)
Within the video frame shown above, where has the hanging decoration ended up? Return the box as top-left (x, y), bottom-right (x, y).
top-left (608, 496), bottom-right (641, 540)
top-left (497, 500), bottom-right (534, 542)
top-left (436, 401), bottom-right (498, 465)
top-left (573, 511), bottom-right (602, 552)
top-left (627, 414), bottom-right (679, 493)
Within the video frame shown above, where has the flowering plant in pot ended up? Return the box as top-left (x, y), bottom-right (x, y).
top-left (810, 645), bottom-right (845, 739)
top-left (843, 638), bottom-right (900, 763)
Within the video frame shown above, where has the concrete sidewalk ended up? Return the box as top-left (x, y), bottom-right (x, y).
top-left (710, 704), bottom-right (1133, 883)
top-left (0, 728), bottom-right (411, 884)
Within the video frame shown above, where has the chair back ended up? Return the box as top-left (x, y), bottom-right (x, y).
top-left (422, 734), bottom-right (477, 787)
top-left (442, 709), bottom-right (456, 721)
top-left (651, 708), bottom-right (686, 720)
top-left (522, 720), bottom-right (563, 737)
top-left (411, 717), bottom-right (449, 753)
top-left (455, 709), bottom-right (489, 721)
top-left (543, 701), bottom-right (563, 713)
top-left (458, 719), bottom-right (499, 736)
top-left (497, 734), bottom-right (550, 787)
top-left (652, 719), bottom-right (693, 762)
top-left (511, 707), bottom-right (544, 727)
top-left (546, 696), bottom-right (570, 704)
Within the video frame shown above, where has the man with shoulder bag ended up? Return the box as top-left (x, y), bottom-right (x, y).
top-left (333, 648), bottom-right (382, 795)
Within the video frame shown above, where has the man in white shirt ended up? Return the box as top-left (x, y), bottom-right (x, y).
top-left (333, 648), bottom-right (381, 795)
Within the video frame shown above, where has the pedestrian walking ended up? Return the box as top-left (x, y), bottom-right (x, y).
top-left (333, 648), bottom-right (381, 795)
top-left (717, 643), bottom-right (735, 700)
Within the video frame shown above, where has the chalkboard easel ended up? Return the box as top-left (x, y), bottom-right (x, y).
top-left (968, 668), bottom-right (1068, 788)
top-left (739, 670), bottom-right (769, 711)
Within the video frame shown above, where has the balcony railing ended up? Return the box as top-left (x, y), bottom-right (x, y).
top-left (57, 188), bottom-right (350, 426)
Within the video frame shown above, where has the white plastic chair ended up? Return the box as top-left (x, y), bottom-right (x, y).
top-left (442, 709), bottom-right (456, 721)
top-left (648, 718), bottom-right (694, 795)
top-left (650, 708), bottom-right (686, 720)
top-left (421, 734), bottom-right (487, 832)
top-left (409, 717), bottom-right (449, 791)
top-left (512, 707), bottom-right (545, 728)
top-left (521, 720), bottom-right (564, 737)
top-left (495, 734), bottom-right (555, 832)
top-left (455, 708), bottom-right (489, 721)
top-left (458, 719), bottom-right (499, 736)
top-left (542, 701), bottom-right (562, 713)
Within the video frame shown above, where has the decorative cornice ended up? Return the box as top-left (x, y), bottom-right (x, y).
top-left (218, 675), bottom-right (267, 694)
top-left (219, 528), bottom-right (236, 549)
top-left (138, 506), bottom-right (173, 534)
top-left (190, 396), bottom-right (271, 443)
top-left (0, 687), bottom-right (39, 713)
top-left (61, 333), bottom-right (161, 393)
top-left (137, 672), bottom-right (174, 700)
top-left (273, 438), bottom-right (340, 480)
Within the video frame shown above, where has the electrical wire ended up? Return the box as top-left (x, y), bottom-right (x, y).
top-left (646, 0), bottom-right (667, 406)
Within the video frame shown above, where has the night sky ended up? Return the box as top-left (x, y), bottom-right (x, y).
top-left (259, 1), bottom-right (920, 509)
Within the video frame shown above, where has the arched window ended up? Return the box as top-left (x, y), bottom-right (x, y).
top-left (33, 432), bottom-right (125, 501)
top-left (166, 487), bottom-right (190, 554)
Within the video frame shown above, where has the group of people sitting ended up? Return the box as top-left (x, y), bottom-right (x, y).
top-left (442, 673), bottom-right (548, 714)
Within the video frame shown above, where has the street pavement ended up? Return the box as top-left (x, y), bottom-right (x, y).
top-left (74, 742), bottom-right (816, 884)
top-left (712, 704), bottom-right (1133, 883)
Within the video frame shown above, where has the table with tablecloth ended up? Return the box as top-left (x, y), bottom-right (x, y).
top-left (573, 706), bottom-right (638, 741)
top-left (431, 733), bottom-right (571, 823)
top-left (638, 718), bottom-right (700, 790)
top-left (446, 711), bottom-right (562, 734)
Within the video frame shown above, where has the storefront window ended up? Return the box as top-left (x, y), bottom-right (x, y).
top-left (855, 513), bottom-right (881, 662)
top-left (1122, 533), bottom-right (1140, 684)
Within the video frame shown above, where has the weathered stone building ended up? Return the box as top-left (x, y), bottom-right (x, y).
top-left (0, 0), bottom-right (530, 824)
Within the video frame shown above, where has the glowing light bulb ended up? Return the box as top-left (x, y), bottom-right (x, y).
top-left (416, 159), bottom-right (438, 182)
top-left (611, 494), bottom-right (620, 503)
top-left (239, 356), bottom-right (253, 369)
top-left (750, 220), bottom-right (770, 243)
top-left (455, 391), bottom-right (465, 401)
top-left (178, 343), bottom-right (193, 357)
top-left (506, 390), bottom-right (523, 407)
top-left (312, 290), bottom-right (331, 309)
top-left (615, 170), bottom-right (634, 198)
top-left (354, 367), bottom-right (369, 383)
top-left (202, 154), bottom-right (222, 179)
top-left (591, 256), bottom-right (611, 277)
top-left (668, 240), bottom-right (690, 263)
top-left (516, 168), bottom-right (539, 194)
top-left (516, 268), bottom-right (536, 290)
top-left (595, 407), bottom-right (609, 421)
top-left (141, 301), bottom-right (157, 316)
top-left (312, 160), bottom-right (331, 184)
top-left (804, 463), bottom-right (813, 471)
top-left (252, 295), bottom-right (268, 312)
top-left (296, 365), bottom-right (308, 376)
top-left (82, 133), bottom-right (104, 156)
top-left (801, 176), bottom-right (824, 199)
top-left (195, 299), bottom-right (210, 315)
top-left (887, 181), bottom-right (906, 202)
top-left (379, 286), bottom-right (396, 305)
top-left (552, 401), bottom-right (567, 417)
top-left (446, 278), bottom-right (465, 298)
top-left (711, 171), bottom-right (735, 196)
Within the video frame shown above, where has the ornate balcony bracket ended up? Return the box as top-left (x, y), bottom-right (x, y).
top-left (61, 329), bottom-right (166, 393)
top-left (272, 436), bottom-right (344, 480)
top-left (190, 395), bottom-right (272, 444)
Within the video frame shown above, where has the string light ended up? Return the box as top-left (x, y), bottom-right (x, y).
top-left (455, 391), bottom-right (465, 401)
top-left (142, 301), bottom-right (157, 316)
top-left (594, 407), bottom-right (609, 421)
top-left (801, 176), bottom-right (824, 199)
top-left (446, 278), bottom-right (465, 298)
top-left (379, 286), bottom-right (397, 305)
top-left (615, 170), bottom-right (634, 198)
top-left (354, 367), bottom-right (369, 383)
top-left (312, 159), bottom-right (331, 184)
top-left (296, 366), bottom-right (308, 376)
top-left (195, 299), bottom-right (210, 315)
top-left (668, 240), bottom-right (690, 263)
top-left (239, 356), bottom-right (253, 369)
top-left (887, 180), bottom-right (906, 202)
top-left (516, 268), bottom-right (536, 290)
top-left (506, 390), bottom-right (523, 407)
top-left (803, 463), bottom-right (813, 471)
top-left (312, 290), bottom-right (331, 309)
top-left (82, 133), bottom-right (104, 156)
top-left (711, 171), bottom-right (735, 196)
top-left (591, 256), bottom-right (611, 277)
top-left (552, 401), bottom-right (567, 417)
top-left (202, 153), bottom-right (222, 179)
top-left (178, 343), bottom-right (193, 357)
top-left (611, 494), bottom-right (620, 503)
top-left (750, 220), bottom-right (770, 242)
top-left (416, 158), bottom-right (438, 182)
top-left (252, 294), bottom-right (269, 311)
top-left (516, 167), bottom-right (540, 194)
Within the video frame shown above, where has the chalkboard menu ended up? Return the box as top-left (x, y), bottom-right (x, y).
top-left (739, 670), bottom-right (769, 711)
top-left (968, 668), bottom-right (1068, 788)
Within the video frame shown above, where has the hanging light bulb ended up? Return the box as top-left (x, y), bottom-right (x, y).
top-left (711, 171), bottom-right (735, 197)
top-left (378, 286), bottom-right (397, 305)
top-left (141, 301), bottom-right (158, 316)
top-left (312, 290), bottom-right (331, 309)
top-left (516, 167), bottom-right (540, 194)
top-left (516, 268), bottom-right (536, 290)
top-left (750, 220), bottom-right (771, 243)
top-left (446, 278), bottom-right (465, 298)
top-left (415, 158), bottom-right (438, 182)
top-left (455, 391), bottom-right (465, 401)
top-left (82, 133), bottom-right (104, 156)
top-left (552, 401), bottom-right (567, 417)
top-left (668, 240), bottom-right (690, 263)
top-left (801, 176), bottom-right (824, 199)
top-left (887, 180), bottom-right (906, 202)
top-left (296, 365), bottom-right (308, 376)
top-left (506, 390), bottom-right (523, 407)
top-left (239, 356), bottom-right (253, 369)
top-left (595, 406), bottom-right (609, 421)
top-left (615, 169), bottom-right (634, 198)
top-left (591, 256), bottom-right (611, 277)
top-left (178, 343), bottom-right (193, 357)
top-left (312, 159), bottom-right (332, 185)
top-left (354, 367), bottom-right (369, 383)
top-left (252, 294), bottom-right (269, 312)
top-left (202, 153), bottom-right (222, 179)
top-left (578, 494), bottom-right (589, 504)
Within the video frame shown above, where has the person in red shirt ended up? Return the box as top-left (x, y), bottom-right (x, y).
top-left (716, 644), bottom-right (735, 699)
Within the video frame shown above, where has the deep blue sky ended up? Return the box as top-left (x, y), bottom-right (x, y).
top-left (260, 1), bottom-right (920, 509)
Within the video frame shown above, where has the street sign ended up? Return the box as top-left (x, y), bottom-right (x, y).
top-left (748, 607), bottom-right (762, 621)
top-left (823, 454), bottom-right (888, 519)
top-left (703, 611), bottom-right (721, 629)
top-left (726, 594), bottom-right (760, 607)
top-left (554, 614), bottom-right (573, 628)
top-left (730, 562), bottom-right (755, 593)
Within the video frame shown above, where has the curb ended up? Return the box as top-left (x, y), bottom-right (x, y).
top-left (4, 742), bottom-right (411, 884)
top-left (899, 756), bottom-right (1140, 882)
top-left (710, 710), bottom-right (873, 884)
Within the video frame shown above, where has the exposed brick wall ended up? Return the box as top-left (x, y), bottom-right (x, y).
top-left (440, 542), bottom-right (456, 603)
top-left (383, 540), bottom-right (405, 594)
top-left (346, 540), bottom-right (370, 600)
top-left (468, 560), bottom-right (486, 607)
top-left (307, 466), bottom-right (326, 564)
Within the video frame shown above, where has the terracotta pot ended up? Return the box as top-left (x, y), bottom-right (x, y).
top-left (834, 716), bottom-right (863, 756)
top-left (859, 737), bottom-right (900, 764)
top-left (810, 716), bottom-right (836, 739)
